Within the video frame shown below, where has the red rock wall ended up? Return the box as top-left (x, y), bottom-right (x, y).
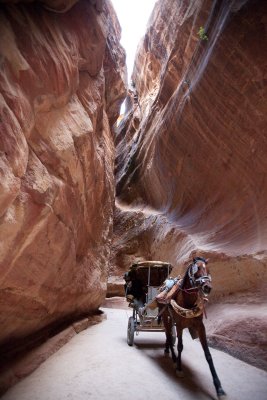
top-left (115, 0), bottom-right (267, 272)
top-left (113, 0), bottom-right (267, 371)
top-left (0, 0), bottom-right (126, 348)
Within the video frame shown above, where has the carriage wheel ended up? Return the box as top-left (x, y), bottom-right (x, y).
top-left (172, 324), bottom-right (176, 346)
top-left (127, 316), bottom-right (135, 346)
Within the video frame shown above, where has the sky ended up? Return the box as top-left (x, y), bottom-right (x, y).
top-left (111, 0), bottom-right (157, 82)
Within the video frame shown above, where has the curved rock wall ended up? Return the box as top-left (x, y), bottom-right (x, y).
top-left (0, 0), bottom-right (126, 348)
top-left (113, 0), bottom-right (267, 370)
top-left (115, 0), bottom-right (267, 270)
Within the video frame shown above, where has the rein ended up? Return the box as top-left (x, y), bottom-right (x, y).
top-left (178, 286), bottom-right (198, 294)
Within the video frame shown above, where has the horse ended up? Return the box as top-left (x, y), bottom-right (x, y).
top-left (157, 257), bottom-right (226, 398)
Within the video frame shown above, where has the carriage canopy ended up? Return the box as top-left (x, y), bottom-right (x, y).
top-left (128, 261), bottom-right (173, 287)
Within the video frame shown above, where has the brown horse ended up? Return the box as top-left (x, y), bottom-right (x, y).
top-left (158, 257), bottom-right (226, 398)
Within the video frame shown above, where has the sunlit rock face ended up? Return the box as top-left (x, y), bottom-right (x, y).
top-left (113, 0), bottom-right (267, 369)
top-left (0, 0), bottom-right (126, 347)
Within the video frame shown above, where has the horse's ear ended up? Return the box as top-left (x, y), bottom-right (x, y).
top-left (193, 256), bottom-right (208, 264)
top-left (205, 258), bottom-right (209, 264)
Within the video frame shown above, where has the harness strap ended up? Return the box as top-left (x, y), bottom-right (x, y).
top-left (202, 297), bottom-right (208, 319)
top-left (157, 305), bottom-right (168, 318)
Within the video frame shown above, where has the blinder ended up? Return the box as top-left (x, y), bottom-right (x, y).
top-left (188, 261), bottom-right (212, 295)
top-left (191, 263), bottom-right (198, 275)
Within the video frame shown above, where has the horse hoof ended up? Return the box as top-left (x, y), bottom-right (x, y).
top-left (176, 370), bottom-right (184, 378)
top-left (164, 350), bottom-right (170, 357)
top-left (217, 388), bottom-right (227, 399)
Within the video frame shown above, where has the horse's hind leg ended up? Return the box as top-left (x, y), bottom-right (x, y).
top-left (163, 313), bottom-right (176, 362)
top-left (164, 337), bottom-right (170, 354)
top-left (166, 331), bottom-right (176, 363)
top-left (198, 322), bottom-right (226, 398)
top-left (176, 331), bottom-right (184, 377)
top-left (161, 313), bottom-right (170, 354)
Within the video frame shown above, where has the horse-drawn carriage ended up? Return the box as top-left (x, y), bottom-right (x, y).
top-left (124, 257), bottom-right (226, 398)
top-left (124, 260), bottom-right (176, 346)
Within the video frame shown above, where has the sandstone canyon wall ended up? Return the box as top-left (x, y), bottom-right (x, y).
top-left (113, 0), bottom-right (267, 369)
top-left (0, 0), bottom-right (126, 351)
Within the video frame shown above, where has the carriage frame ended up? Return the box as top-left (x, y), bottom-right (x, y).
top-left (125, 260), bottom-right (176, 346)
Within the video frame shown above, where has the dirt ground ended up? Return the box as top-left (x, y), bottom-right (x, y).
top-left (1, 307), bottom-right (267, 400)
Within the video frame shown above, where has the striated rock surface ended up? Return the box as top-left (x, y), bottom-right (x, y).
top-left (113, 0), bottom-right (267, 369)
top-left (0, 0), bottom-right (126, 350)
top-left (116, 0), bottom-right (267, 258)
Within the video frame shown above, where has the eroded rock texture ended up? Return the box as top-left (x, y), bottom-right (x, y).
top-left (0, 0), bottom-right (126, 349)
top-left (113, 0), bottom-right (267, 369)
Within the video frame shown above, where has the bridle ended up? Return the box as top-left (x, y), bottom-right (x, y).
top-left (188, 264), bottom-right (211, 285)
top-left (186, 259), bottom-right (212, 296)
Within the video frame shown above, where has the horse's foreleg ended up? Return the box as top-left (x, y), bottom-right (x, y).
top-left (198, 322), bottom-right (226, 398)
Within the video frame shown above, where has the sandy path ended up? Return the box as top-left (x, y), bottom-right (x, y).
top-left (1, 308), bottom-right (267, 400)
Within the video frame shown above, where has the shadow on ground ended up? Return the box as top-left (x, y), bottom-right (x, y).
top-left (134, 339), bottom-right (217, 400)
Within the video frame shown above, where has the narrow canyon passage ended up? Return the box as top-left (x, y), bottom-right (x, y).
top-left (0, 0), bottom-right (267, 396)
top-left (1, 307), bottom-right (267, 400)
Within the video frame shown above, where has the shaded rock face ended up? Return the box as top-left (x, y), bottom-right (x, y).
top-left (113, 0), bottom-right (267, 369)
top-left (0, 0), bottom-right (126, 348)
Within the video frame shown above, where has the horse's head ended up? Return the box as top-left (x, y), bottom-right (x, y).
top-left (188, 257), bottom-right (212, 295)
